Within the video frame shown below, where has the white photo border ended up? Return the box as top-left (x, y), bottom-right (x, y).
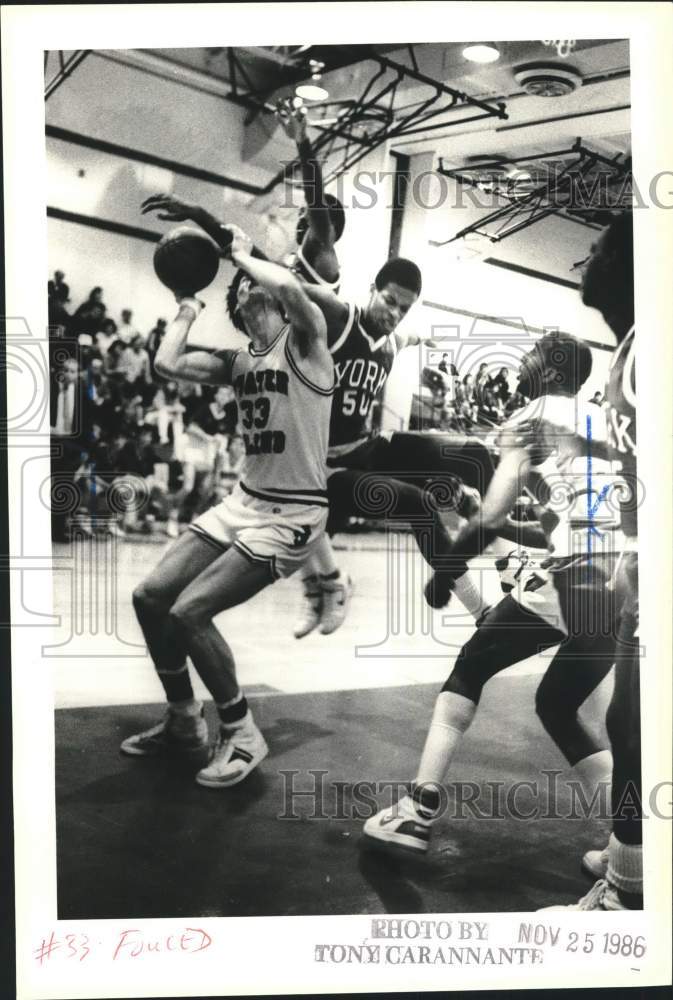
top-left (3, 3), bottom-right (672, 997)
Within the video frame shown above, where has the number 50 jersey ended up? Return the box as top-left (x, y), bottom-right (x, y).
top-left (328, 304), bottom-right (398, 449)
top-left (227, 325), bottom-right (335, 507)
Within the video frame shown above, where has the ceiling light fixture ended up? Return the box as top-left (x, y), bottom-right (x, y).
top-left (295, 60), bottom-right (328, 102)
top-left (462, 43), bottom-right (500, 64)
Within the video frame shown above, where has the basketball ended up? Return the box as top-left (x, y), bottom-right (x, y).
top-left (153, 225), bottom-right (220, 294)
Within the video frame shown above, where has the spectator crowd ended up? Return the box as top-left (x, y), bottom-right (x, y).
top-left (48, 271), bottom-right (244, 542)
top-left (48, 273), bottom-right (604, 542)
top-left (415, 353), bottom-right (527, 432)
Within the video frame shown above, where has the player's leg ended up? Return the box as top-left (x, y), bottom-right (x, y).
top-left (328, 467), bottom-right (489, 618)
top-left (385, 431), bottom-right (496, 498)
top-left (580, 553), bottom-right (642, 906)
top-left (534, 642), bottom-right (614, 847)
top-left (541, 553), bottom-right (642, 910)
top-left (313, 532), bottom-right (353, 636)
top-left (363, 596), bottom-right (564, 851)
top-left (167, 545), bottom-right (275, 787)
top-left (374, 435), bottom-right (493, 620)
top-left (294, 551), bottom-right (323, 639)
top-left (604, 585), bottom-right (642, 906)
top-left (294, 439), bottom-right (392, 640)
top-left (294, 533), bottom-right (353, 638)
top-left (532, 553), bottom-right (616, 872)
top-left (121, 529), bottom-right (225, 760)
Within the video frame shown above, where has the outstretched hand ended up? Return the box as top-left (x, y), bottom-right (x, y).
top-left (275, 96), bottom-right (308, 143)
top-left (141, 194), bottom-right (197, 222)
top-left (221, 223), bottom-right (254, 260)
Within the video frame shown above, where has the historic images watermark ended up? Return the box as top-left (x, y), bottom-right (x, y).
top-left (4, 319), bottom-right (146, 655)
top-left (276, 769), bottom-right (672, 823)
top-left (278, 162), bottom-right (673, 214)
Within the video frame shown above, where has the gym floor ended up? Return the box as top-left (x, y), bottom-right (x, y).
top-left (53, 533), bottom-right (612, 919)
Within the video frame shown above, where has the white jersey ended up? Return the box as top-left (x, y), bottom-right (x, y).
top-left (500, 394), bottom-right (623, 558)
top-left (227, 326), bottom-right (335, 507)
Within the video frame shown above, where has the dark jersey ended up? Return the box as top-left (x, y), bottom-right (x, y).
top-left (605, 326), bottom-right (637, 537)
top-left (328, 304), bottom-right (397, 450)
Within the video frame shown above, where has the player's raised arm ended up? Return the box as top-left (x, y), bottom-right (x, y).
top-left (276, 98), bottom-right (341, 284)
top-left (300, 282), bottom-right (351, 343)
top-left (227, 226), bottom-right (328, 358)
top-left (154, 298), bottom-right (237, 385)
top-left (141, 194), bottom-right (270, 261)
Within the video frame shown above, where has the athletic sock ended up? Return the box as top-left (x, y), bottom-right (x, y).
top-left (606, 832), bottom-right (643, 900)
top-left (169, 697), bottom-right (202, 718)
top-left (415, 691), bottom-right (478, 790)
top-left (452, 570), bottom-right (490, 620)
top-left (311, 533), bottom-right (339, 577)
top-left (216, 692), bottom-right (248, 726)
top-left (411, 783), bottom-right (441, 819)
top-left (572, 749), bottom-right (613, 806)
top-left (157, 663), bottom-right (194, 702)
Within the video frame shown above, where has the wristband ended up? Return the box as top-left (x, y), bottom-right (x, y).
top-left (179, 297), bottom-right (205, 319)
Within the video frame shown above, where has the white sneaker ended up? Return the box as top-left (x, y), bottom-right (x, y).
top-left (582, 844), bottom-right (609, 880)
top-left (319, 575), bottom-right (353, 635)
top-left (540, 878), bottom-right (626, 911)
top-left (363, 795), bottom-right (432, 853)
top-left (120, 705), bottom-right (209, 762)
top-left (166, 517), bottom-right (179, 539)
top-left (293, 575), bottom-right (322, 639)
top-left (196, 713), bottom-right (268, 788)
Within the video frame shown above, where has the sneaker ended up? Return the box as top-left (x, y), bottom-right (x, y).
top-left (293, 575), bottom-right (322, 639)
top-left (196, 714), bottom-right (268, 788)
top-left (319, 575), bottom-right (353, 635)
top-left (120, 706), bottom-right (209, 761)
top-left (166, 517), bottom-right (179, 539)
top-left (424, 571), bottom-right (454, 609)
top-left (363, 795), bottom-right (432, 853)
top-left (539, 878), bottom-right (625, 911)
top-left (582, 844), bottom-right (609, 880)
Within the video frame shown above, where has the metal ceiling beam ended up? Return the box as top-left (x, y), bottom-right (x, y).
top-left (436, 139), bottom-right (630, 241)
top-left (251, 51), bottom-right (508, 193)
top-left (44, 50), bottom-right (90, 101)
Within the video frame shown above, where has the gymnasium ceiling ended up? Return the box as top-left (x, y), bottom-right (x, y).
top-left (47, 39), bottom-right (632, 284)
top-left (105, 39), bottom-right (630, 184)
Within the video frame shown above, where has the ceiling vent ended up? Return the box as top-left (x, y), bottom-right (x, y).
top-left (513, 62), bottom-right (582, 97)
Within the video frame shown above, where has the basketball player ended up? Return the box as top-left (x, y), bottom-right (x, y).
top-left (275, 97), bottom-right (345, 289)
top-left (363, 332), bottom-right (622, 856)
top-left (546, 212), bottom-right (641, 910)
top-left (142, 195), bottom-right (493, 635)
top-left (120, 225), bottom-right (335, 788)
top-left (294, 264), bottom-right (495, 637)
top-left (142, 186), bottom-right (352, 633)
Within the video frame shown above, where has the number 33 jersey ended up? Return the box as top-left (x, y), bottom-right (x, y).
top-left (228, 325), bottom-right (335, 507)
